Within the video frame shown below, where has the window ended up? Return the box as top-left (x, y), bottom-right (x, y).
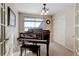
top-left (24, 17), bottom-right (45, 31)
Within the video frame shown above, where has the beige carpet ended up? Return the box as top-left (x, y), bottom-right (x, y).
top-left (13, 41), bottom-right (74, 56)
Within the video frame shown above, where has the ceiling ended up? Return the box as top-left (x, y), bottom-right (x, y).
top-left (14, 3), bottom-right (72, 15)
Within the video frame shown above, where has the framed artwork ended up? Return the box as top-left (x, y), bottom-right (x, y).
top-left (7, 7), bottom-right (16, 26)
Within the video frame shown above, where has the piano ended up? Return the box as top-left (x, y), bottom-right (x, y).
top-left (18, 29), bottom-right (50, 56)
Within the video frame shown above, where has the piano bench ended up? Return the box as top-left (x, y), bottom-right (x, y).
top-left (20, 44), bottom-right (40, 56)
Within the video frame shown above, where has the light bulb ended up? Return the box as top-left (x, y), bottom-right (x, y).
top-left (44, 12), bottom-right (47, 15)
top-left (41, 10), bottom-right (44, 13)
top-left (41, 12), bottom-right (43, 15)
top-left (46, 10), bottom-right (49, 13)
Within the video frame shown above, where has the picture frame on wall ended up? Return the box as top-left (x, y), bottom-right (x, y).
top-left (7, 7), bottom-right (16, 26)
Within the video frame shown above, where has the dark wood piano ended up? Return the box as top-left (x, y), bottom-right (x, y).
top-left (18, 29), bottom-right (50, 56)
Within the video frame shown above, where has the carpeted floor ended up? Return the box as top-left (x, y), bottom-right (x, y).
top-left (13, 41), bottom-right (74, 56)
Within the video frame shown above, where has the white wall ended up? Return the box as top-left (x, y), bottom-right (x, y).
top-left (53, 4), bottom-right (75, 51)
top-left (5, 3), bottom-right (18, 55)
top-left (53, 16), bottom-right (66, 46)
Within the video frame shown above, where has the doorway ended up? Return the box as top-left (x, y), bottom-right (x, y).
top-left (75, 3), bottom-right (79, 55)
top-left (0, 3), bottom-right (6, 56)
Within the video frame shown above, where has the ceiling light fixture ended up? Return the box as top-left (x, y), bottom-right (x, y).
top-left (41, 3), bottom-right (49, 15)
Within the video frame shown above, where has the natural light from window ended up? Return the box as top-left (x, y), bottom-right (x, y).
top-left (24, 17), bottom-right (44, 31)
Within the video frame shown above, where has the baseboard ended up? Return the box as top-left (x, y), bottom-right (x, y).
top-left (53, 40), bottom-right (73, 52)
top-left (65, 46), bottom-right (74, 52)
